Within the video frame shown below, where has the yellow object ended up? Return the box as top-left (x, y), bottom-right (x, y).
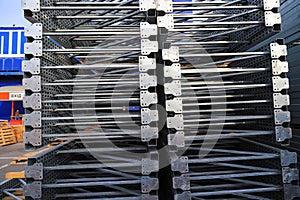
top-left (5, 171), bottom-right (25, 179)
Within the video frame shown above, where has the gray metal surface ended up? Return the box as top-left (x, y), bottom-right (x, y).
top-left (7, 0), bottom-right (299, 199)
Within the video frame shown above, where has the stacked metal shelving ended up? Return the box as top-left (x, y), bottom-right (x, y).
top-left (0, 0), bottom-right (298, 199)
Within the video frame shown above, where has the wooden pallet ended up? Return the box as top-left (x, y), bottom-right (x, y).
top-left (0, 120), bottom-right (8, 126)
top-left (0, 126), bottom-right (17, 147)
top-left (11, 125), bottom-right (24, 143)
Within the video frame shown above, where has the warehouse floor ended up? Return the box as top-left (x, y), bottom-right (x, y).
top-left (0, 143), bottom-right (27, 182)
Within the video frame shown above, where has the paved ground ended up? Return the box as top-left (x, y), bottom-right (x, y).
top-left (0, 143), bottom-right (27, 182)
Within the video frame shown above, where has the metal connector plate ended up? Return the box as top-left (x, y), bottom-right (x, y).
top-left (22, 58), bottom-right (41, 74)
top-left (164, 63), bottom-right (181, 79)
top-left (24, 129), bottom-right (42, 146)
top-left (24, 40), bottom-right (43, 56)
top-left (23, 76), bottom-right (41, 92)
top-left (275, 126), bottom-right (292, 143)
top-left (23, 93), bottom-right (42, 110)
top-left (157, 14), bottom-right (174, 30)
top-left (273, 76), bottom-right (289, 92)
top-left (273, 93), bottom-right (290, 108)
top-left (141, 108), bottom-right (159, 124)
top-left (171, 157), bottom-right (189, 173)
top-left (168, 132), bottom-right (185, 148)
top-left (173, 175), bottom-right (190, 190)
top-left (272, 60), bottom-right (289, 75)
top-left (140, 73), bottom-right (157, 89)
top-left (165, 80), bottom-right (182, 96)
top-left (162, 46), bottom-right (180, 62)
top-left (167, 114), bottom-right (184, 130)
top-left (25, 163), bottom-right (43, 180)
top-left (140, 22), bottom-right (157, 38)
top-left (270, 42), bottom-right (287, 59)
top-left (24, 111), bottom-right (42, 128)
top-left (166, 98), bottom-right (183, 113)
top-left (141, 125), bottom-right (159, 142)
top-left (139, 56), bottom-right (156, 72)
top-left (140, 91), bottom-right (158, 107)
top-left (141, 177), bottom-right (159, 193)
top-left (25, 23), bottom-right (43, 39)
top-left (142, 159), bottom-right (159, 175)
top-left (141, 39), bottom-right (159, 55)
top-left (274, 109), bottom-right (290, 125)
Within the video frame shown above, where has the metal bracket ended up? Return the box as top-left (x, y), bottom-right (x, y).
top-left (24, 40), bottom-right (43, 57)
top-left (281, 150), bottom-right (297, 167)
top-left (276, 126), bottom-right (292, 143)
top-left (139, 0), bottom-right (173, 12)
top-left (273, 76), bottom-right (289, 92)
top-left (23, 58), bottom-right (41, 75)
top-left (140, 73), bottom-right (157, 89)
top-left (265, 12), bottom-right (281, 29)
top-left (140, 22), bottom-right (157, 38)
top-left (25, 23), bottom-right (43, 39)
top-left (173, 175), bottom-right (190, 191)
top-left (283, 185), bottom-right (300, 200)
top-left (171, 157), bottom-right (189, 173)
top-left (24, 129), bottom-right (42, 146)
top-left (164, 63), bottom-right (181, 79)
top-left (156, 0), bottom-right (173, 13)
top-left (141, 177), bottom-right (159, 193)
top-left (272, 60), bottom-right (289, 75)
top-left (141, 108), bottom-right (159, 125)
top-left (25, 163), bottom-right (43, 180)
top-left (139, 0), bottom-right (156, 11)
top-left (140, 91), bottom-right (158, 107)
top-left (142, 195), bottom-right (159, 200)
top-left (22, 0), bottom-right (40, 12)
top-left (175, 192), bottom-right (192, 200)
top-left (141, 125), bottom-right (159, 142)
top-left (165, 80), bottom-right (182, 96)
top-left (273, 93), bottom-right (290, 108)
top-left (139, 56), bottom-right (156, 72)
top-left (23, 181), bottom-right (42, 199)
top-left (162, 46), bottom-right (180, 62)
top-left (141, 39), bottom-right (159, 55)
top-left (142, 158), bottom-right (159, 175)
top-left (270, 42), bottom-right (287, 59)
top-left (157, 14), bottom-right (174, 30)
top-left (23, 93), bottom-right (42, 110)
top-left (168, 132), bottom-right (185, 148)
top-left (167, 115), bottom-right (184, 130)
top-left (264, 0), bottom-right (280, 11)
top-left (24, 111), bottom-right (42, 128)
top-left (282, 167), bottom-right (299, 184)
top-left (166, 98), bottom-right (183, 113)
top-left (23, 76), bottom-right (41, 92)
top-left (274, 109), bottom-right (290, 125)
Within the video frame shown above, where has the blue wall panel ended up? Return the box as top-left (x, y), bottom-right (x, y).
top-left (0, 101), bottom-right (24, 121)
top-left (0, 27), bottom-right (25, 120)
top-left (0, 27), bottom-right (25, 75)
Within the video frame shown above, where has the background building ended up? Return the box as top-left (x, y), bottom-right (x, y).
top-left (0, 27), bottom-right (25, 121)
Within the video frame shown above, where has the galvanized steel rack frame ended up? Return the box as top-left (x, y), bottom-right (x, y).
top-left (0, 0), bottom-right (299, 199)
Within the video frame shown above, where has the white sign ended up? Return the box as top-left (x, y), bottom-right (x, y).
top-left (9, 92), bottom-right (24, 101)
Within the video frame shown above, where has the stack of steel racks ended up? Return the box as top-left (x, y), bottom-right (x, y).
top-left (0, 0), bottom-right (298, 199)
top-left (22, 0), bottom-right (159, 199)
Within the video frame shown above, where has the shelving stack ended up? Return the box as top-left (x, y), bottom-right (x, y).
top-left (0, 0), bottom-right (299, 199)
